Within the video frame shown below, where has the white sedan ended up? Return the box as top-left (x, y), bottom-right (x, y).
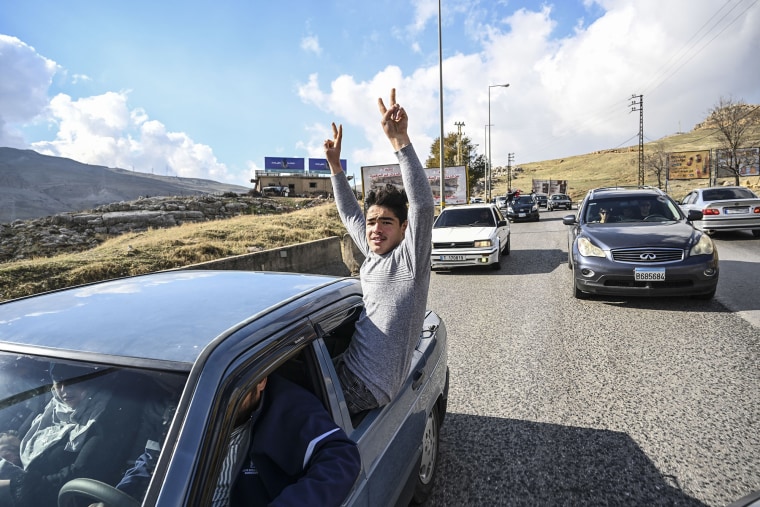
top-left (679, 186), bottom-right (760, 237)
top-left (431, 203), bottom-right (510, 270)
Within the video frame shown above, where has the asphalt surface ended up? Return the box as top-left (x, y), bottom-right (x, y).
top-left (423, 210), bottom-right (760, 507)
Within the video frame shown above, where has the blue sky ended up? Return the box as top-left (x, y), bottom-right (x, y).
top-left (1, 0), bottom-right (759, 187)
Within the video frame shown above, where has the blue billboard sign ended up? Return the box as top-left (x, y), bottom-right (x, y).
top-left (264, 157), bottom-right (305, 171)
top-left (309, 158), bottom-right (346, 172)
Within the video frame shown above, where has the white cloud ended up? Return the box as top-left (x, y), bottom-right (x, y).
top-left (31, 91), bottom-right (230, 181)
top-left (1, 35), bottom-right (233, 183)
top-left (301, 35), bottom-right (322, 56)
top-left (302, 0), bottom-right (760, 170)
top-left (0, 35), bottom-right (58, 147)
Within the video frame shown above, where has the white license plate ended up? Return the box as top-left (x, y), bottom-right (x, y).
top-left (441, 255), bottom-right (465, 261)
top-left (725, 208), bottom-right (748, 214)
top-left (518, 213), bottom-right (526, 217)
top-left (634, 268), bottom-right (665, 281)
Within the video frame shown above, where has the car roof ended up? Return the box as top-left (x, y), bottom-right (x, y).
top-left (443, 203), bottom-right (496, 210)
top-left (0, 270), bottom-right (353, 367)
top-left (586, 186), bottom-right (666, 199)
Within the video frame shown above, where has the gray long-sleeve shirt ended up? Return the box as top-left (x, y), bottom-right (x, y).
top-left (331, 144), bottom-right (435, 405)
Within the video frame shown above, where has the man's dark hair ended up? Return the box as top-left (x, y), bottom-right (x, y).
top-left (365, 184), bottom-right (409, 223)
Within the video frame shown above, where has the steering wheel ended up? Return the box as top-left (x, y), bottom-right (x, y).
top-left (58, 478), bottom-right (140, 507)
top-left (642, 214), bottom-right (667, 222)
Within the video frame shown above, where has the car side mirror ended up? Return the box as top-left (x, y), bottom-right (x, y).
top-left (562, 215), bottom-right (577, 225)
top-left (687, 209), bottom-right (703, 221)
top-left (498, 220), bottom-right (507, 227)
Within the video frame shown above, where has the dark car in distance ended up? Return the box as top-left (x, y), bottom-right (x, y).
top-left (534, 193), bottom-right (548, 208)
top-left (547, 193), bottom-right (573, 211)
top-left (563, 187), bottom-right (718, 300)
top-left (0, 270), bottom-right (449, 507)
top-left (507, 195), bottom-right (540, 222)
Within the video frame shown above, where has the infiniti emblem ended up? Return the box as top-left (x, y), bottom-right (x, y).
top-left (640, 253), bottom-right (657, 260)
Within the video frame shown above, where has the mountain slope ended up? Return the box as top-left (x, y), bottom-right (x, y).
top-left (0, 148), bottom-right (250, 223)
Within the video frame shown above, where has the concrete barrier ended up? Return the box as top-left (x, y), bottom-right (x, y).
top-left (178, 234), bottom-right (365, 276)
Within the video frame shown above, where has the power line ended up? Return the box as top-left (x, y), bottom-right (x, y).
top-left (642, 0), bottom-right (760, 97)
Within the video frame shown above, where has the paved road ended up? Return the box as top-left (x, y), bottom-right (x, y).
top-left (424, 210), bottom-right (760, 506)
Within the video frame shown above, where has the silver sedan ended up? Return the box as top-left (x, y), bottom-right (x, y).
top-left (679, 186), bottom-right (760, 237)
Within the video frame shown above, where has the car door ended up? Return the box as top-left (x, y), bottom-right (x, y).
top-left (152, 311), bottom-right (364, 507)
top-left (309, 303), bottom-right (431, 506)
top-left (494, 207), bottom-right (510, 248)
top-left (680, 191), bottom-right (698, 213)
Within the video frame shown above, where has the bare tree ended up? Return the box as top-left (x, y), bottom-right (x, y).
top-left (707, 96), bottom-right (760, 185)
top-left (644, 142), bottom-right (668, 189)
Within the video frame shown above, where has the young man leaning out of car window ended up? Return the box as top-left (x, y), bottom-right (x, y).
top-left (324, 88), bottom-right (436, 416)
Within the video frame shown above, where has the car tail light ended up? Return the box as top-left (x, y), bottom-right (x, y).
top-left (702, 208), bottom-right (720, 216)
top-left (753, 207), bottom-right (760, 214)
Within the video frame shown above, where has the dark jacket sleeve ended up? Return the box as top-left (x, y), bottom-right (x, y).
top-left (252, 375), bottom-right (361, 507)
top-left (10, 422), bottom-right (124, 507)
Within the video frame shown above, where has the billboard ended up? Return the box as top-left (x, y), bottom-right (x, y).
top-left (360, 164), bottom-right (468, 206)
top-left (716, 148), bottom-right (760, 177)
top-left (531, 179), bottom-right (568, 194)
top-left (264, 157), bottom-right (305, 171)
top-left (308, 158), bottom-right (347, 173)
top-left (668, 151), bottom-right (710, 180)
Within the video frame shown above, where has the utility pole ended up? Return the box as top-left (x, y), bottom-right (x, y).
top-left (454, 121), bottom-right (465, 165)
top-left (507, 153), bottom-right (515, 192)
top-left (630, 94), bottom-right (644, 186)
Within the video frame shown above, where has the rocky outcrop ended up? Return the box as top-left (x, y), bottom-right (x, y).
top-left (0, 195), bottom-right (317, 263)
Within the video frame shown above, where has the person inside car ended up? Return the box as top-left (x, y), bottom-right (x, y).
top-left (0, 363), bottom-right (133, 507)
top-left (324, 88), bottom-right (436, 415)
top-left (95, 374), bottom-right (361, 507)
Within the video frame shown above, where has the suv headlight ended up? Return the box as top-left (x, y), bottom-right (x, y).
top-left (577, 237), bottom-right (605, 257)
top-left (690, 234), bottom-right (714, 256)
top-left (474, 239), bottom-right (493, 248)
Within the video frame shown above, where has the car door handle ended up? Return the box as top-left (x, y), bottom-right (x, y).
top-left (412, 369), bottom-right (425, 390)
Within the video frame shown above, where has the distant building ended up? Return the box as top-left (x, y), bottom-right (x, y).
top-left (252, 172), bottom-right (334, 197)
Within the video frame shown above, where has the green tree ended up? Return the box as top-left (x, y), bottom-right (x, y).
top-left (425, 133), bottom-right (483, 192)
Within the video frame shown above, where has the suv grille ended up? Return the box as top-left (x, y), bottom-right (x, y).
top-left (611, 248), bottom-right (684, 263)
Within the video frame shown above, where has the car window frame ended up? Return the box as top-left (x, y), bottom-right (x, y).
top-left (153, 318), bottom-right (320, 505)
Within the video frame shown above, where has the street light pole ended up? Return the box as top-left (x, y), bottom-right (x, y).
top-left (437, 0), bottom-right (446, 210)
top-left (488, 83), bottom-right (510, 202)
top-left (484, 123), bottom-right (492, 199)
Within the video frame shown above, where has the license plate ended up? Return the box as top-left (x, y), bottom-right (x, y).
top-left (441, 255), bottom-right (465, 261)
top-left (634, 268), bottom-right (665, 281)
top-left (518, 213), bottom-right (526, 217)
top-left (725, 208), bottom-right (748, 214)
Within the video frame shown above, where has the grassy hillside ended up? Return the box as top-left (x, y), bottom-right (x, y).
top-left (494, 126), bottom-right (760, 201)
top-left (0, 200), bottom-right (347, 301)
top-left (2, 125), bottom-right (760, 301)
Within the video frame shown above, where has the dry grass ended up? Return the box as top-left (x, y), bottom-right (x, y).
top-left (0, 202), bottom-right (347, 301)
top-left (3, 125), bottom-right (760, 301)
top-left (494, 126), bottom-right (760, 201)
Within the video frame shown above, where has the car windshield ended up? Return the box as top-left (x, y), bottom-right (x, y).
top-left (435, 208), bottom-right (495, 227)
top-left (553, 195), bottom-right (568, 200)
top-left (584, 196), bottom-right (681, 223)
top-left (702, 188), bottom-right (756, 200)
top-left (0, 352), bottom-right (186, 506)
top-left (514, 196), bottom-right (534, 205)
